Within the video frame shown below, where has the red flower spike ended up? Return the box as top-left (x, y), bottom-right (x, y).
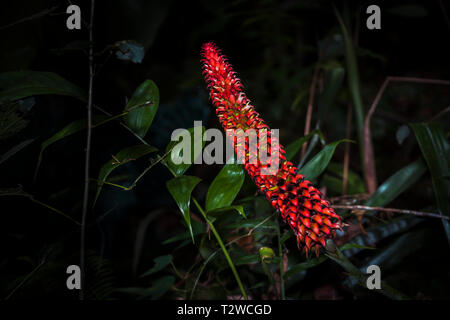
top-left (200, 42), bottom-right (343, 256)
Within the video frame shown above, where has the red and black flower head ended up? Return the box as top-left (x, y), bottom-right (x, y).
top-left (201, 42), bottom-right (343, 256)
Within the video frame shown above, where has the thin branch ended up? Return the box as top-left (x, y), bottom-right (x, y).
top-left (93, 104), bottom-right (149, 146)
top-left (0, 5), bottom-right (59, 31)
top-left (80, 0), bottom-right (95, 301)
top-left (363, 76), bottom-right (450, 195)
top-left (342, 103), bottom-right (353, 195)
top-left (333, 204), bottom-right (450, 221)
top-left (430, 106), bottom-right (450, 121)
top-left (300, 57), bottom-right (321, 160)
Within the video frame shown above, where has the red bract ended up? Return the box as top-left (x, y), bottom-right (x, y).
top-left (201, 42), bottom-right (343, 256)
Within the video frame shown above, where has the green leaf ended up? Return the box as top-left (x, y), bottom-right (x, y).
top-left (410, 123), bottom-right (450, 244)
top-left (94, 144), bottom-right (157, 204)
top-left (34, 116), bottom-right (109, 179)
top-left (285, 255), bottom-right (327, 278)
top-left (207, 205), bottom-right (247, 222)
top-left (162, 220), bottom-right (205, 245)
top-left (166, 175), bottom-right (201, 242)
top-left (334, 7), bottom-right (365, 171)
top-left (285, 129), bottom-right (324, 161)
top-left (233, 254), bottom-right (260, 266)
top-left (365, 159), bottom-right (426, 207)
top-left (326, 246), bottom-right (409, 300)
top-left (140, 255), bottom-right (173, 278)
top-left (323, 161), bottom-right (365, 194)
top-left (205, 164), bottom-right (245, 212)
top-left (317, 66), bottom-right (345, 119)
top-left (299, 139), bottom-right (352, 181)
top-left (339, 243), bottom-right (375, 252)
top-left (123, 80), bottom-right (159, 138)
top-left (147, 276), bottom-right (175, 299)
top-left (0, 138), bottom-right (35, 165)
top-left (0, 71), bottom-right (86, 103)
top-left (165, 126), bottom-right (205, 176)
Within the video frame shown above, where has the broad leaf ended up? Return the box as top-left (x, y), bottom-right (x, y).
top-left (166, 175), bottom-right (201, 242)
top-left (34, 115), bottom-right (109, 178)
top-left (165, 126), bottom-right (205, 176)
top-left (365, 159), bottom-right (426, 207)
top-left (207, 205), bottom-right (247, 222)
top-left (299, 139), bottom-right (352, 181)
top-left (0, 71), bottom-right (86, 102)
top-left (140, 255), bottom-right (173, 278)
top-left (285, 255), bottom-right (327, 278)
top-left (205, 164), bottom-right (245, 212)
top-left (411, 123), bottom-right (450, 244)
top-left (285, 129), bottom-right (324, 161)
top-left (123, 79), bottom-right (159, 138)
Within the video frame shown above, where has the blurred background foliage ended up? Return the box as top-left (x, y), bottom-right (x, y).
top-left (0, 0), bottom-right (449, 300)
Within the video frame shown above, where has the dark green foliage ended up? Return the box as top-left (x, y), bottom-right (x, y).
top-left (1, 0), bottom-right (449, 301)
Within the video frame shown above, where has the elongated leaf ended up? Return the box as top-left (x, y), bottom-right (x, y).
top-left (285, 129), bottom-right (323, 161)
top-left (205, 164), bottom-right (245, 212)
top-left (34, 115), bottom-right (109, 178)
top-left (299, 139), bottom-right (352, 181)
top-left (339, 243), bottom-right (375, 252)
top-left (365, 159), bottom-right (426, 207)
top-left (334, 7), bottom-right (365, 170)
top-left (0, 71), bottom-right (86, 102)
top-left (317, 66), bottom-right (345, 119)
top-left (95, 144), bottom-right (157, 203)
top-left (342, 216), bottom-right (422, 258)
top-left (0, 138), bottom-right (35, 165)
top-left (233, 254), bottom-right (259, 266)
top-left (207, 205), bottom-right (247, 222)
top-left (166, 175), bottom-right (201, 242)
top-left (411, 123), bottom-right (450, 243)
top-left (326, 246), bottom-right (409, 300)
top-left (165, 126), bottom-right (205, 176)
top-left (123, 80), bottom-right (159, 138)
top-left (162, 220), bottom-right (205, 245)
top-left (344, 229), bottom-right (430, 289)
top-left (323, 161), bottom-right (365, 194)
top-left (285, 255), bottom-right (327, 278)
top-left (140, 255), bottom-right (173, 278)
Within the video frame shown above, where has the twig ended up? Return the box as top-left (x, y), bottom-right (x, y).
top-left (300, 57), bottom-right (321, 160)
top-left (93, 104), bottom-right (149, 146)
top-left (363, 76), bottom-right (450, 195)
top-left (342, 103), bottom-right (353, 195)
top-left (332, 204), bottom-right (450, 221)
top-left (0, 6), bottom-right (59, 31)
top-left (80, 0), bottom-right (95, 301)
top-left (5, 258), bottom-right (46, 300)
top-left (430, 106), bottom-right (450, 121)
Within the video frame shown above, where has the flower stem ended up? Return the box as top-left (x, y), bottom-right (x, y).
top-left (276, 224), bottom-right (286, 300)
top-left (192, 197), bottom-right (248, 300)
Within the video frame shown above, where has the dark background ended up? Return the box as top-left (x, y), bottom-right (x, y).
top-left (0, 0), bottom-right (449, 299)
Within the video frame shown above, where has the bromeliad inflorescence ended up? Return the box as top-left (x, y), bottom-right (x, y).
top-left (201, 42), bottom-right (343, 256)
